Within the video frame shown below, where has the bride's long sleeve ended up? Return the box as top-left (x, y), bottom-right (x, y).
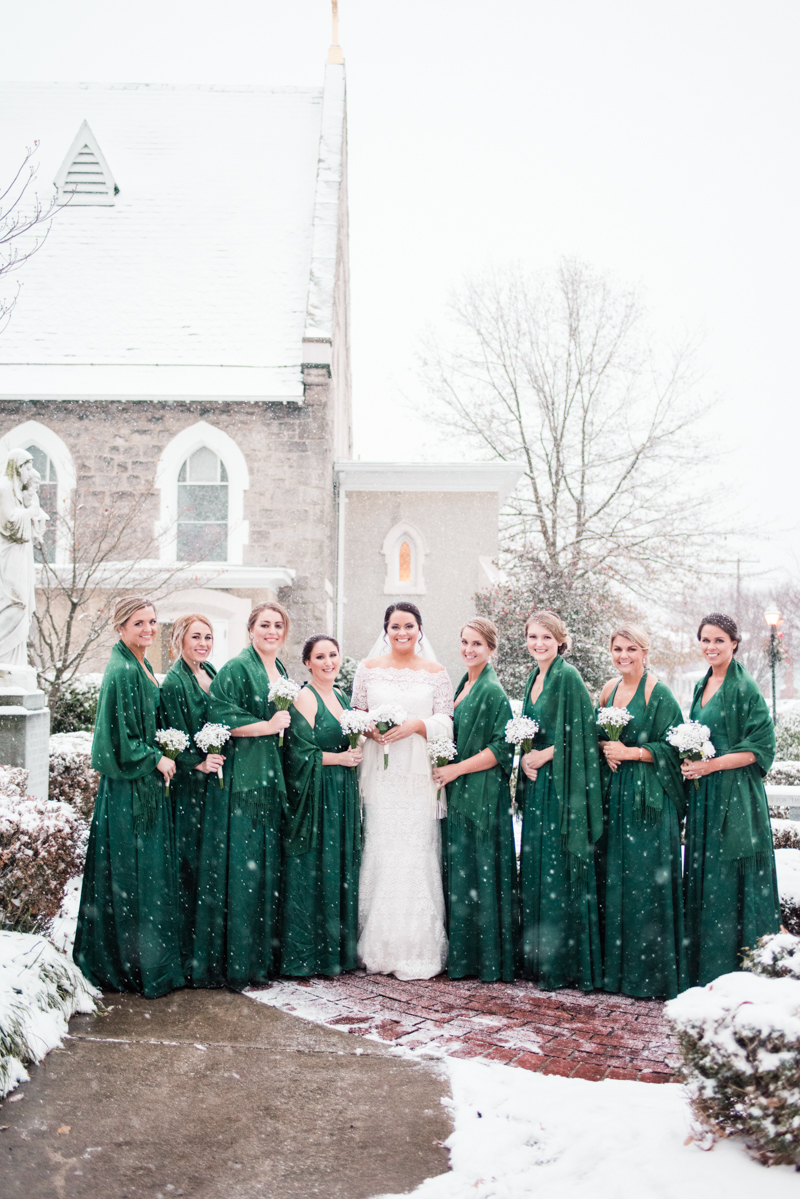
top-left (423, 670), bottom-right (454, 742)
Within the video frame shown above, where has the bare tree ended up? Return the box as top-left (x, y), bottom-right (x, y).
top-left (420, 259), bottom-right (719, 597)
top-left (29, 489), bottom-right (215, 716)
top-left (1, 144), bottom-right (59, 333)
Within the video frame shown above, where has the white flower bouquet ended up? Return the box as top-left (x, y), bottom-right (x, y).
top-left (667, 720), bottom-right (716, 789)
top-left (155, 727), bottom-right (190, 796)
top-left (369, 704), bottom-right (408, 770)
top-left (340, 709), bottom-right (372, 750)
top-left (194, 722), bottom-right (231, 788)
top-left (596, 706), bottom-right (633, 741)
top-left (504, 715), bottom-right (539, 756)
top-left (427, 736), bottom-right (457, 794)
top-left (268, 677), bottom-right (302, 746)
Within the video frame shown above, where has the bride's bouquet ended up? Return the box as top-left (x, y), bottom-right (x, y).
top-left (194, 722), bottom-right (231, 788)
top-left (268, 677), bottom-right (302, 747)
top-left (596, 706), bottom-right (633, 741)
top-left (504, 715), bottom-right (539, 756)
top-left (369, 704), bottom-right (408, 770)
top-left (155, 727), bottom-right (190, 796)
top-left (427, 736), bottom-right (457, 795)
top-left (666, 720), bottom-right (716, 789)
top-left (340, 709), bottom-right (372, 750)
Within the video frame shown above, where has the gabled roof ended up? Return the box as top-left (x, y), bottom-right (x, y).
top-left (0, 72), bottom-right (347, 401)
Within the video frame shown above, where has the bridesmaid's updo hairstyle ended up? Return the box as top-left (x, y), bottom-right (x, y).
top-left (170, 613), bottom-right (213, 658)
top-left (461, 618), bottom-right (499, 656)
top-left (524, 609), bottom-right (572, 655)
top-left (383, 602), bottom-right (423, 633)
top-left (113, 596), bottom-right (156, 632)
top-left (247, 600), bottom-right (290, 640)
top-left (697, 612), bottom-right (740, 653)
top-left (302, 633), bottom-right (340, 665)
top-left (609, 623), bottom-right (650, 666)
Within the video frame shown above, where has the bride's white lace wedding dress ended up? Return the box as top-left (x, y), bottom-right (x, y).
top-left (352, 663), bottom-right (454, 980)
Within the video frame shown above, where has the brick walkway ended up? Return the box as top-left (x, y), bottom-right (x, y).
top-left (248, 971), bottom-right (681, 1083)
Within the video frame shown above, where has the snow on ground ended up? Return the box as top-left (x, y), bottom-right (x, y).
top-left (0, 930), bottom-right (98, 1096)
top-left (48, 875), bottom-right (82, 957)
top-left (372, 1057), bottom-right (799, 1199)
top-left (776, 847), bottom-right (800, 906)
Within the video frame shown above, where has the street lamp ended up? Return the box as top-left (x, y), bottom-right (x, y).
top-left (765, 609), bottom-right (781, 723)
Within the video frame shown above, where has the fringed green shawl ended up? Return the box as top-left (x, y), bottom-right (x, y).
top-left (598, 676), bottom-right (686, 823)
top-left (159, 657), bottom-right (217, 776)
top-left (522, 654), bottom-right (604, 879)
top-left (448, 664), bottom-right (514, 839)
top-left (208, 645), bottom-right (287, 824)
top-left (691, 658), bottom-right (775, 872)
top-left (90, 640), bottom-right (162, 833)
top-left (282, 686), bottom-right (353, 857)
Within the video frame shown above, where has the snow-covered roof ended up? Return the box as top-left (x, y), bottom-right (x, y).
top-left (0, 72), bottom-right (347, 401)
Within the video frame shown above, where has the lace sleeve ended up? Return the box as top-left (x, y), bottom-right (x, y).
top-left (351, 662), bottom-right (369, 711)
top-left (432, 669), bottom-right (454, 717)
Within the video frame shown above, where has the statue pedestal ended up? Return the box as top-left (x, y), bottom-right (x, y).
top-left (0, 663), bottom-right (50, 800)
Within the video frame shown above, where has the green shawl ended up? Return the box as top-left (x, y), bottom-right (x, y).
top-left (90, 640), bottom-right (162, 833)
top-left (522, 654), bottom-right (604, 879)
top-left (208, 645), bottom-right (287, 824)
top-left (159, 657), bottom-right (217, 775)
top-left (448, 664), bottom-right (514, 838)
top-left (691, 658), bottom-right (775, 872)
top-left (598, 676), bottom-right (686, 823)
top-left (282, 686), bottom-right (352, 857)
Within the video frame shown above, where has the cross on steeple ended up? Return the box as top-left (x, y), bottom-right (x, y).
top-left (328, 0), bottom-right (344, 64)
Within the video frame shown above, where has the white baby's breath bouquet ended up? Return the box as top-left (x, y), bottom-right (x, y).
top-left (340, 709), bottom-right (372, 750)
top-left (268, 677), bottom-right (302, 746)
top-left (194, 722), bottom-right (231, 788)
top-left (667, 720), bottom-right (716, 790)
top-left (504, 715), bottom-right (539, 756)
top-left (596, 706), bottom-right (633, 741)
top-left (427, 736), bottom-right (457, 795)
top-left (155, 728), bottom-right (190, 796)
top-left (369, 703), bottom-right (408, 770)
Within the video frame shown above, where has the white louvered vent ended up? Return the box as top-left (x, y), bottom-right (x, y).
top-left (54, 120), bottom-right (118, 206)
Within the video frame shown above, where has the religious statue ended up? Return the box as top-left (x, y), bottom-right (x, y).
top-left (0, 448), bottom-right (49, 665)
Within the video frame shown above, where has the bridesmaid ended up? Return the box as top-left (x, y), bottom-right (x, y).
top-left (74, 597), bottom-right (184, 998)
top-left (518, 611), bottom-right (603, 991)
top-left (595, 625), bottom-right (687, 999)
top-left (281, 635), bottom-right (362, 976)
top-left (194, 601), bottom-right (291, 989)
top-left (159, 614), bottom-right (226, 981)
top-left (682, 612), bottom-right (780, 985)
top-left (433, 619), bottom-right (517, 982)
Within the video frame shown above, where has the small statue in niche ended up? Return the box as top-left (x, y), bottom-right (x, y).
top-left (0, 448), bottom-right (49, 665)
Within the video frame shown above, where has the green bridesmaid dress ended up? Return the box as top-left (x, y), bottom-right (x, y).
top-left (280, 685), bottom-right (361, 976)
top-left (193, 645), bottom-right (287, 989)
top-left (74, 641), bottom-right (184, 998)
top-left (684, 659), bottom-right (780, 986)
top-left (596, 674), bottom-right (687, 999)
top-left (159, 655), bottom-right (219, 982)
top-left (519, 654), bottom-right (603, 991)
top-left (444, 664), bottom-right (517, 982)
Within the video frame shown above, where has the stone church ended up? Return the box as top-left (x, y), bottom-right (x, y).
top-left (0, 48), bottom-right (521, 681)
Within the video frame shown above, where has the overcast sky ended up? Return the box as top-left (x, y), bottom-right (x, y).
top-left (3, 0), bottom-right (798, 587)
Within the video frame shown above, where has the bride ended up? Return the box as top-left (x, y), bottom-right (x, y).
top-left (352, 602), bottom-right (454, 980)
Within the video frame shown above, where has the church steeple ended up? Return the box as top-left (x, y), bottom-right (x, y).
top-left (328, 0), bottom-right (344, 64)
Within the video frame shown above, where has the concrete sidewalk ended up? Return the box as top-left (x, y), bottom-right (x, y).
top-left (1, 988), bottom-right (452, 1198)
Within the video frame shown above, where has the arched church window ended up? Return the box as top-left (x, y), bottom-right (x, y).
top-left (25, 444), bottom-right (58, 564)
top-left (177, 447), bottom-right (229, 561)
top-left (381, 521), bottom-right (428, 595)
top-left (398, 540), bottom-right (412, 582)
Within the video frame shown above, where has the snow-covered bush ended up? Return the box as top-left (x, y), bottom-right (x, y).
top-left (0, 768), bottom-right (87, 934)
top-left (48, 672), bottom-right (102, 734)
top-left (666, 969), bottom-right (800, 1167)
top-left (49, 731), bottom-right (98, 823)
top-left (336, 655), bottom-right (358, 698)
top-left (742, 932), bottom-right (800, 981)
top-left (776, 847), bottom-right (800, 936)
top-left (0, 931), bottom-right (98, 1096)
top-left (771, 818), bottom-right (800, 850)
top-left (765, 760), bottom-right (800, 787)
top-left (775, 714), bottom-right (800, 762)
